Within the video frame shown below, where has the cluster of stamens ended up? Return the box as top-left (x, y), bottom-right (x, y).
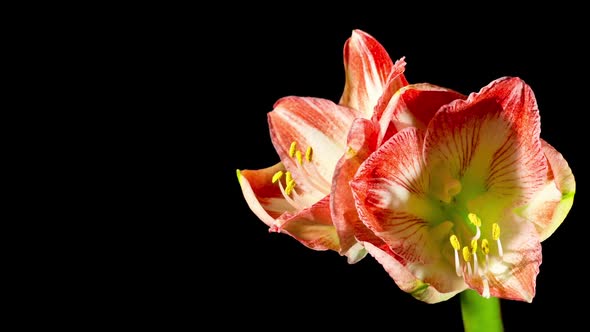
top-left (270, 141), bottom-right (330, 209)
top-left (449, 213), bottom-right (504, 298)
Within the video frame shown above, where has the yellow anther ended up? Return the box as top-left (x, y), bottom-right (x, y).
top-left (450, 235), bottom-right (461, 251)
top-left (481, 239), bottom-right (490, 255)
top-left (492, 223), bottom-right (501, 241)
top-left (471, 239), bottom-right (478, 254)
top-left (295, 150), bottom-right (303, 165)
top-left (285, 171), bottom-right (293, 184)
top-left (285, 180), bottom-right (296, 196)
top-left (468, 213), bottom-right (481, 227)
top-left (289, 141), bottom-right (297, 158)
top-left (272, 171), bottom-right (284, 183)
top-left (305, 146), bottom-right (313, 162)
top-left (346, 146), bottom-right (356, 158)
top-left (462, 246), bottom-right (471, 262)
top-left (492, 223), bottom-right (504, 257)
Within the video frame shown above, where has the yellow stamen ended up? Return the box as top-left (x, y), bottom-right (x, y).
top-left (450, 235), bottom-right (461, 251)
top-left (295, 150), bottom-right (303, 165)
top-left (492, 223), bottom-right (503, 258)
top-left (272, 171), bottom-right (284, 184)
top-left (285, 171), bottom-right (293, 184)
top-left (346, 146), bottom-right (356, 158)
top-left (305, 146), bottom-right (313, 162)
top-left (450, 235), bottom-right (462, 277)
top-left (462, 246), bottom-right (472, 276)
top-left (277, 178), bottom-right (302, 210)
top-left (285, 180), bottom-right (296, 196)
top-left (471, 239), bottom-right (478, 254)
top-left (468, 213), bottom-right (481, 227)
top-left (481, 238), bottom-right (490, 273)
top-left (289, 141), bottom-right (297, 158)
top-left (462, 246), bottom-right (471, 262)
top-left (492, 223), bottom-right (501, 240)
top-left (481, 239), bottom-right (490, 255)
top-left (471, 239), bottom-right (479, 275)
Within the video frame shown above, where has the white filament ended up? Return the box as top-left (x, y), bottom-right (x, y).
top-left (497, 239), bottom-right (504, 258)
top-left (482, 278), bottom-right (490, 298)
top-left (454, 250), bottom-right (462, 277)
top-left (278, 181), bottom-right (304, 210)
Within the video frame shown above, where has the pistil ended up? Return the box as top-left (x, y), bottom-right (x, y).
top-left (468, 213), bottom-right (481, 240)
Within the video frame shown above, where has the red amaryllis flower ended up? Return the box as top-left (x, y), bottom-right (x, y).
top-left (331, 82), bottom-right (466, 260)
top-left (350, 77), bottom-right (575, 303)
top-left (237, 30), bottom-right (407, 262)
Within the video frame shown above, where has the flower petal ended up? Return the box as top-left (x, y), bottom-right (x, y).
top-left (269, 97), bottom-right (358, 196)
top-left (375, 83), bottom-right (465, 145)
top-left (351, 128), bottom-right (433, 262)
top-left (330, 118), bottom-right (378, 259)
top-left (364, 242), bottom-right (465, 303)
top-left (371, 57), bottom-right (409, 120)
top-left (518, 139), bottom-right (575, 241)
top-left (340, 30), bottom-right (407, 118)
top-left (424, 77), bottom-right (547, 209)
top-left (274, 196), bottom-right (340, 252)
top-left (465, 213), bottom-right (542, 302)
top-left (351, 127), bottom-right (464, 293)
top-left (238, 165), bottom-right (342, 253)
top-left (237, 163), bottom-right (293, 227)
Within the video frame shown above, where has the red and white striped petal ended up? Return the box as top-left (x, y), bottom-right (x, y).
top-left (519, 139), bottom-right (575, 241)
top-left (351, 128), bottom-right (450, 267)
top-left (237, 163), bottom-right (295, 228)
top-left (424, 77), bottom-right (547, 209)
top-left (465, 213), bottom-right (542, 302)
top-left (238, 165), bottom-right (342, 252)
top-left (364, 242), bottom-right (466, 303)
top-left (269, 97), bottom-right (359, 202)
top-left (371, 57), bottom-right (409, 121)
top-left (340, 30), bottom-right (407, 118)
top-left (330, 118), bottom-right (378, 261)
top-left (274, 196), bottom-right (340, 252)
top-left (375, 83), bottom-right (465, 145)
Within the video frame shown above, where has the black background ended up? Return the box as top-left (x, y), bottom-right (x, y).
top-left (199, 7), bottom-right (587, 331)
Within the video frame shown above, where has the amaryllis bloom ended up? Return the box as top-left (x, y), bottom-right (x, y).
top-left (331, 82), bottom-right (466, 257)
top-left (237, 30), bottom-right (407, 262)
top-left (350, 77), bottom-right (575, 303)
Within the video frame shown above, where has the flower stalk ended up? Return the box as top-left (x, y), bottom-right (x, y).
top-left (460, 290), bottom-right (503, 332)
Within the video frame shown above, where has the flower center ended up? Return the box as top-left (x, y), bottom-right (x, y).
top-left (448, 212), bottom-right (504, 298)
top-left (270, 141), bottom-right (331, 210)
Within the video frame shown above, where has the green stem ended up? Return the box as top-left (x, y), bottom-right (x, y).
top-left (460, 290), bottom-right (504, 332)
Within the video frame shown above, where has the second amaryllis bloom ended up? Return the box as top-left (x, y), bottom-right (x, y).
top-left (237, 30), bottom-right (407, 262)
top-left (350, 77), bottom-right (575, 303)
